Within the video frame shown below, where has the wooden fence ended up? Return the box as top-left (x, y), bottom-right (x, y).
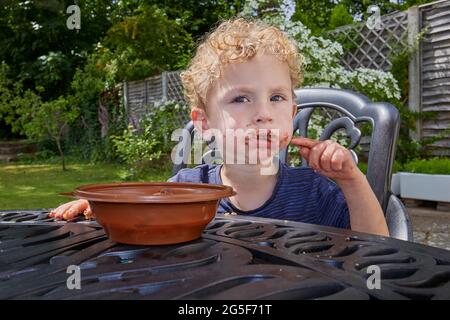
top-left (419, 0), bottom-right (450, 155)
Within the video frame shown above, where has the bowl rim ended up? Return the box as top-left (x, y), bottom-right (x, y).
top-left (66, 182), bottom-right (236, 204)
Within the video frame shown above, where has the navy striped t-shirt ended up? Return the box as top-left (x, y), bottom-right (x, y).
top-left (167, 162), bottom-right (351, 229)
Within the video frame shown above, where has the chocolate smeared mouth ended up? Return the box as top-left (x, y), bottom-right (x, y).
top-left (245, 129), bottom-right (273, 144)
top-left (257, 130), bottom-right (272, 141)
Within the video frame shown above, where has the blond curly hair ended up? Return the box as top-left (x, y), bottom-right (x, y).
top-left (180, 17), bottom-right (305, 110)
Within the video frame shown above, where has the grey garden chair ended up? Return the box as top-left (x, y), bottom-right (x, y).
top-left (172, 88), bottom-right (413, 241)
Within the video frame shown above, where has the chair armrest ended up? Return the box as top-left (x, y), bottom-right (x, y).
top-left (386, 193), bottom-right (413, 241)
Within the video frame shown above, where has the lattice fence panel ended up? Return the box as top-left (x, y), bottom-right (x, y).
top-left (329, 10), bottom-right (409, 71)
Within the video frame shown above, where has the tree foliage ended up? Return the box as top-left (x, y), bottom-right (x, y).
top-left (20, 96), bottom-right (78, 170)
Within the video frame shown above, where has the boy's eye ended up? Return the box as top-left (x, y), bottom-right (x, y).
top-left (232, 95), bottom-right (286, 104)
top-left (271, 95), bottom-right (285, 102)
top-left (232, 96), bottom-right (250, 103)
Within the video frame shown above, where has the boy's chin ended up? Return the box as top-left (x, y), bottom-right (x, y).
top-left (223, 153), bottom-right (279, 166)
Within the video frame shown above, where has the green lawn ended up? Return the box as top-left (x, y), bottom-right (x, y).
top-left (0, 162), bottom-right (172, 210)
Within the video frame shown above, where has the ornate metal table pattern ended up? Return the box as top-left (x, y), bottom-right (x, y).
top-left (1, 210), bottom-right (450, 300)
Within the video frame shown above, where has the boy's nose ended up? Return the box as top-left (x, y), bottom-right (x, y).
top-left (256, 114), bottom-right (273, 123)
top-left (254, 104), bottom-right (273, 123)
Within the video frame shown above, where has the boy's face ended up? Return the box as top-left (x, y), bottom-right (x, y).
top-left (191, 53), bottom-right (297, 165)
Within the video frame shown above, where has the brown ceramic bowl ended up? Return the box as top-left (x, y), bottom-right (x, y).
top-left (62, 182), bottom-right (235, 245)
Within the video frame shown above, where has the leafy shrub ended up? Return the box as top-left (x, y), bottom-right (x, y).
top-left (402, 158), bottom-right (450, 175)
top-left (112, 101), bottom-right (189, 178)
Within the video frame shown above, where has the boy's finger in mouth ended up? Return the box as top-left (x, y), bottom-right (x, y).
top-left (290, 136), bottom-right (319, 148)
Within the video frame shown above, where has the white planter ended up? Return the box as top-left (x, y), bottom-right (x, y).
top-left (391, 173), bottom-right (401, 195)
top-left (391, 172), bottom-right (450, 202)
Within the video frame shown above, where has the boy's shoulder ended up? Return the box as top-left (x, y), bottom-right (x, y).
top-left (167, 163), bottom-right (221, 184)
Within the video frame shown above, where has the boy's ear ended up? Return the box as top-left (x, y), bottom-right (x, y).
top-left (191, 107), bottom-right (210, 132)
top-left (291, 104), bottom-right (298, 119)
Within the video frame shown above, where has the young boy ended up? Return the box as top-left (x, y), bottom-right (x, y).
top-left (49, 17), bottom-right (389, 237)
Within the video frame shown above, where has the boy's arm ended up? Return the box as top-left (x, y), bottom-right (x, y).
top-left (334, 170), bottom-right (389, 236)
top-left (291, 137), bottom-right (389, 237)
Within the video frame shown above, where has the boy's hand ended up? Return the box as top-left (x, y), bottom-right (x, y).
top-left (48, 199), bottom-right (92, 220)
top-left (290, 137), bottom-right (363, 185)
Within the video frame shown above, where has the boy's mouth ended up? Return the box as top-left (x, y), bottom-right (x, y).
top-left (244, 130), bottom-right (290, 148)
top-left (244, 129), bottom-right (273, 148)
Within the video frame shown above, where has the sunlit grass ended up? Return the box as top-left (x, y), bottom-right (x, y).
top-left (0, 162), bottom-right (172, 210)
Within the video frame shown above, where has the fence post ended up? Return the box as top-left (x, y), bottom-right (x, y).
top-left (144, 78), bottom-right (148, 105)
top-left (407, 5), bottom-right (422, 140)
top-left (123, 80), bottom-right (129, 125)
top-left (162, 71), bottom-right (168, 102)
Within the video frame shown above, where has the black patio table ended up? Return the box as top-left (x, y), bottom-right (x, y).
top-left (1, 209), bottom-right (450, 300)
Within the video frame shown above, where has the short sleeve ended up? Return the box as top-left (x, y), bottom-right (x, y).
top-left (165, 164), bottom-right (215, 183)
top-left (166, 168), bottom-right (198, 183)
top-left (167, 173), bottom-right (179, 182)
top-left (316, 177), bottom-right (351, 229)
